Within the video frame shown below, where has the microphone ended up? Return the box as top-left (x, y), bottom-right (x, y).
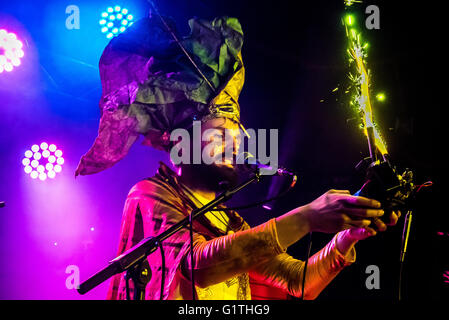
top-left (237, 153), bottom-right (296, 177)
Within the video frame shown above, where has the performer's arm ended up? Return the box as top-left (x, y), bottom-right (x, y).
top-left (182, 189), bottom-right (383, 288)
top-left (184, 218), bottom-right (286, 288)
top-left (248, 212), bottom-right (401, 300)
top-left (249, 231), bottom-right (356, 300)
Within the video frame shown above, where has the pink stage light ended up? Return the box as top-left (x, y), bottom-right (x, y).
top-left (23, 142), bottom-right (64, 180)
top-left (0, 29), bottom-right (24, 73)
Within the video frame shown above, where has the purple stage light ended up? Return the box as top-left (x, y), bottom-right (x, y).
top-left (0, 29), bottom-right (24, 73)
top-left (23, 143), bottom-right (64, 180)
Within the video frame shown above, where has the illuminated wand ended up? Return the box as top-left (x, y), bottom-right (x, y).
top-left (342, 1), bottom-right (388, 163)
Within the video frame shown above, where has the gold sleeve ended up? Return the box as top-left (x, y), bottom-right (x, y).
top-left (182, 218), bottom-right (286, 288)
top-left (250, 232), bottom-right (356, 300)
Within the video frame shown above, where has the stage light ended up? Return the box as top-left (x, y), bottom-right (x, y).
top-left (23, 143), bottom-right (64, 180)
top-left (99, 6), bottom-right (134, 39)
top-left (0, 29), bottom-right (24, 73)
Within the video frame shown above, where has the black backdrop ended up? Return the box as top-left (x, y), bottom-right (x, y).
top-left (164, 0), bottom-right (447, 301)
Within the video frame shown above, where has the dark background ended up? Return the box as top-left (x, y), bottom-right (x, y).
top-left (0, 0), bottom-right (447, 300)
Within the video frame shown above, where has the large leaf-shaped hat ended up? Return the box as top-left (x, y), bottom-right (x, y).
top-left (75, 15), bottom-right (245, 176)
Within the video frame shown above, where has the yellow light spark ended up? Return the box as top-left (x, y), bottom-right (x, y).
top-left (376, 92), bottom-right (386, 102)
top-left (345, 14), bottom-right (354, 26)
top-left (350, 28), bottom-right (357, 39)
top-left (345, 0), bottom-right (363, 6)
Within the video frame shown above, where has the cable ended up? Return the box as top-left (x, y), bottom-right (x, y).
top-left (125, 275), bottom-right (131, 300)
top-left (189, 212), bottom-right (196, 300)
top-left (158, 240), bottom-right (165, 300)
top-left (398, 258), bottom-right (404, 301)
top-left (301, 232), bottom-right (313, 300)
top-left (397, 182), bottom-right (431, 300)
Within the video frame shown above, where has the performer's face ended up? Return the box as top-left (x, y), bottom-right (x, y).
top-left (179, 117), bottom-right (242, 192)
top-left (201, 117), bottom-right (241, 168)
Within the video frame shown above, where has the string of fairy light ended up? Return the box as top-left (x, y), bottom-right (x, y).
top-left (343, 0), bottom-right (388, 158)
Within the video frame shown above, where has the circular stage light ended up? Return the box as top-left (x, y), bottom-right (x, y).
top-left (23, 143), bottom-right (64, 180)
top-left (99, 6), bottom-right (134, 39)
top-left (0, 29), bottom-right (24, 73)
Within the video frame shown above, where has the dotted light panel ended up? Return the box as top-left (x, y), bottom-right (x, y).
top-left (99, 6), bottom-right (134, 39)
top-left (0, 29), bottom-right (24, 73)
top-left (22, 143), bottom-right (64, 181)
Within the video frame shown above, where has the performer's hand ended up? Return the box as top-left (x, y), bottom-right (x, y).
top-left (302, 189), bottom-right (384, 234)
top-left (371, 210), bottom-right (401, 231)
top-left (335, 209), bottom-right (402, 255)
top-left (275, 190), bottom-right (386, 249)
top-left (347, 210), bottom-right (401, 238)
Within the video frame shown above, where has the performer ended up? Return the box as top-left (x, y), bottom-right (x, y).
top-left (76, 15), bottom-right (399, 300)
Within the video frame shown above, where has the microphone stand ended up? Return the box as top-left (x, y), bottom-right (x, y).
top-left (358, 127), bottom-right (420, 301)
top-left (77, 170), bottom-right (262, 299)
